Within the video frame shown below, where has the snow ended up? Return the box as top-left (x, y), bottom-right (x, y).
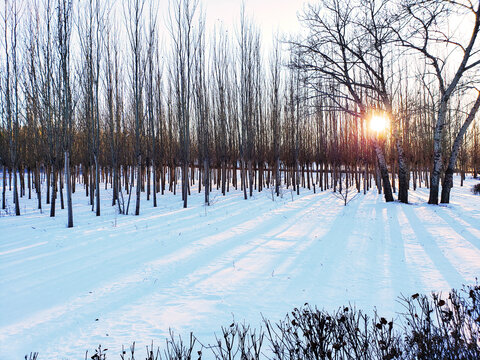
top-left (1, 175), bottom-right (479, 359)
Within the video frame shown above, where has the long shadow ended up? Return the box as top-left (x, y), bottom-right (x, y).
top-left (433, 207), bottom-right (480, 249)
top-left (401, 204), bottom-right (465, 286)
top-left (188, 192), bottom-right (337, 292)
top-left (386, 205), bottom-right (414, 296)
top-left (266, 190), bottom-right (333, 239)
top-left (281, 193), bottom-right (364, 294)
top-left (0, 190), bottom-right (328, 347)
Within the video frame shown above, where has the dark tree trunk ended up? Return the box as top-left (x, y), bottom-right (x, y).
top-left (153, 164), bottom-right (157, 207)
top-left (428, 100), bottom-right (449, 204)
top-left (59, 168), bottom-right (64, 210)
top-left (50, 167), bottom-right (56, 217)
top-left (112, 166), bottom-right (117, 206)
top-left (204, 158), bottom-right (209, 205)
top-left (147, 161), bottom-right (150, 201)
top-left (221, 160), bottom-right (226, 196)
top-left (2, 165), bottom-right (6, 210)
top-left (183, 162), bottom-right (188, 208)
top-left (441, 168), bottom-right (454, 204)
top-left (242, 160), bottom-right (247, 200)
top-left (441, 93), bottom-right (480, 203)
top-left (95, 155), bottom-right (100, 216)
top-left (65, 151), bottom-right (73, 227)
top-left (28, 167), bottom-right (31, 199)
top-left (136, 156), bottom-right (141, 215)
top-left (374, 140), bottom-right (394, 202)
top-left (275, 157), bottom-right (280, 196)
top-left (36, 165), bottom-right (42, 210)
top-left (46, 166), bottom-right (51, 204)
top-left (397, 151), bottom-right (409, 203)
top-left (248, 159), bottom-right (253, 198)
top-left (13, 165), bottom-right (20, 215)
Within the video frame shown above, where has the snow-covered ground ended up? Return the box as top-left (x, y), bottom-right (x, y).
top-left (1, 175), bottom-right (479, 359)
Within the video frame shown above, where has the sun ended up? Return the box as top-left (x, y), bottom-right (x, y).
top-left (370, 114), bottom-right (389, 134)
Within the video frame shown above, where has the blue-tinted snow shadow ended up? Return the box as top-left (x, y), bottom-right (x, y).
top-left (401, 204), bottom-right (465, 287)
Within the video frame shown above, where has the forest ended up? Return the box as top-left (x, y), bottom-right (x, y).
top-left (2, 1), bottom-right (480, 359)
top-left (1, 0), bottom-right (479, 227)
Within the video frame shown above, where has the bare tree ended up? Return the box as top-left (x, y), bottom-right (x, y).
top-left (105, 22), bottom-right (116, 207)
top-left (57, 0), bottom-right (73, 226)
top-left (24, 4), bottom-right (44, 211)
top-left (0, 63), bottom-right (6, 210)
top-left (212, 28), bottom-right (230, 196)
top-left (293, 0), bottom-right (395, 202)
top-left (237, 7), bottom-right (260, 199)
top-left (193, 14), bottom-right (208, 205)
top-left (441, 91), bottom-right (480, 203)
top-left (2, 0), bottom-right (479, 224)
top-left (3, 0), bottom-right (21, 215)
top-left (38, 0), bottom-right (56, 215)
top-left (353, 0), bottom-right (409, 203)
top-left (78, 0), bottom-right (104, 216)
top-left (125, 0), bottom-right (146, 215)
top-left (168, 0), bottom-right (199, 208)
top-left (399, 0), bottom-right (480, 204)
top-left (270, 37), bottom-right (282, 197)
top-left (146, 3), bottom-right (158, 208)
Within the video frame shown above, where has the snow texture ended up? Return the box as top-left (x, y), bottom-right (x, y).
top-left (1, 175), bottom-right (479, 359)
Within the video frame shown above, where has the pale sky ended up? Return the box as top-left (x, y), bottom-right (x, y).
top-left (150, 0), bottom-right (310, 54)
top-left (201, 0), bottom-right (307, 42)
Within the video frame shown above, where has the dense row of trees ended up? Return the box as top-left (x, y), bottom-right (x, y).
top-left (1, 0), bottom-right (479, 226)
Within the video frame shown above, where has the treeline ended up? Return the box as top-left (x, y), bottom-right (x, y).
top-left (1, 0), bottom-right (480, 226)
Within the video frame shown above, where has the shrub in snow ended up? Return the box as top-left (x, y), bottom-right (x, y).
top-left (28, 285), bottom-right (480, 360)
top-left (473, 183), bottom-right (480, 195)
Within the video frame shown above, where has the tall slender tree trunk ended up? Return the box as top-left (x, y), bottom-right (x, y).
top-left (242, 159), bottom-right (247, 200)
top-left (127, 166), bottom-right (134, 215)
top-left (363, 162), bottom-right (367, 195)
top-left (28, 167), bottom-right (31, 199)
top-left (275, 157), bottom-right (280, 196)
top-left (441, 93), bottom-right (480, 203)
top-left (147, 162), bottom-right (150, 201)
top-left (2, 165), bottom-right (6, 210)
top-left (95, 155), bottom-right (100, 216)
top-left (135, 156), bottom-right (141, 215)
top-left (90, 165), bottom-right (94, 208)
top-left (13, 165), bottom-right (20, 215)
top-left (204, 158), bottom-right (209, 205)
top-left (161, 165), bottom-right (165, 195)
top-left (221, 160), bottom-right (226, 196)
top-left (428, 102), bottom-right (449, 204)
top-left (296, 158), bottom-right (300, 195)
top-left (65, 151), bottom-right (73, 227)
top-left (46, 166), bottom-right (51, 204)
top-left (396, 140), bottom-right (409, 204)
top-left (153, 164), bottom-right (157, 207)
top-left (36, 165), bottom-right (42, 210)
top-left (373, 140), bottom-right (394, 202)
top-left (389, 110), bottom-right (409, 203)
top-left (50, 166), bottom-right (56, 217)
top-left (19, 167), bottom-right (25, 197)
top-left (182, 162), bottom-right (188, 208)
top-left (112, 166), bottom-right (117, 206)
top-left (59, 168), bottom-right (64, 210)
top-left (72, 167), bottom-right (76, 193)
top-left (248, 159), bottom-right (253, 197)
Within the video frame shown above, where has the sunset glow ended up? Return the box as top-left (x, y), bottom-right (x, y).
top-left (370, 115), bottom-right (389, 134)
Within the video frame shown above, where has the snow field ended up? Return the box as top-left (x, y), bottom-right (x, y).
top-left (1, 175), bottom-right (479, 359)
